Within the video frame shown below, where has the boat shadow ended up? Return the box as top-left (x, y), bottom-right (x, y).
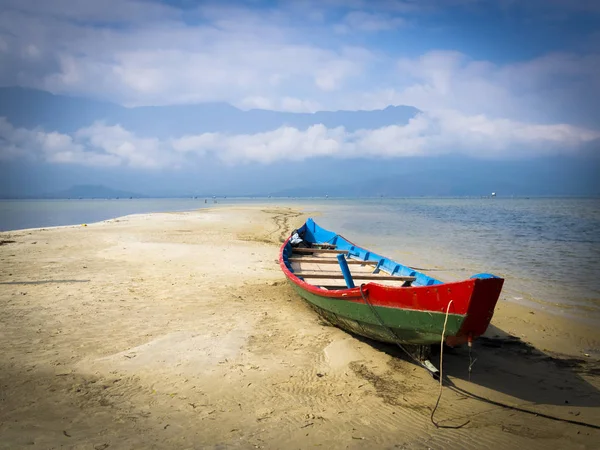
top-left (350, 324), bottom-right (600, 408)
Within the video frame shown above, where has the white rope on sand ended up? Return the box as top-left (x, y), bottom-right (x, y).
top-left (360, 286), bottom-right (600, 430)
top-left (430, 300), bottom-right (470, 429)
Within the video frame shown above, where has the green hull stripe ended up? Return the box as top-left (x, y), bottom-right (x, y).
top-left (290, 283), bottom-right (465, 345)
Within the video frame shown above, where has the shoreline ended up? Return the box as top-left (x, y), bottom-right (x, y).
top-left (4, 211), bottom-right (598, 325)
top-left (1, 205), bottom-right (598, 357)
top-left (1, 206), bottom-right (598, 448)
top-left (0, 211), bottom-right (194, 234)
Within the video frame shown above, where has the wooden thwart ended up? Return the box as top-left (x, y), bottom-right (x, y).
top-left (293, 272), bottom-right (416, 282)
top-left (292, 248), bottom-right (349, 254)
top-left (288, 257), bottom-right (377, 265)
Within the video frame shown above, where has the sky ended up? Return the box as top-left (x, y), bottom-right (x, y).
top-left (0, 0), bottom-right (599, 195)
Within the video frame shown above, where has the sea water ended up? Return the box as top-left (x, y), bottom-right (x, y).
top-left (0, 198), bottom-right (214, 231)
top-left (311, 198), bottom-right (600, 325)
top-left (2, 197), bottom-right (599, 324)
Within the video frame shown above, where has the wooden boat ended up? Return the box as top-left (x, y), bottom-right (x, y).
top-left (279, 219), bottom-right (504, 351)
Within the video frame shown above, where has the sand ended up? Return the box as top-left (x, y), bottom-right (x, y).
top-left (1, 206), bottom-right (599, 449)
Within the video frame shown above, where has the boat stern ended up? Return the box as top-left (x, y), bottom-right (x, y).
top-left (446, 274), bottom-right (504, 346)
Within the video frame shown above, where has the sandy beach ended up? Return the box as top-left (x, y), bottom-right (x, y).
top-left (1, 206), bottom-right (599, 449)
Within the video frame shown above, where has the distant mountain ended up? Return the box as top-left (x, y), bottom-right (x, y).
top-left (2, 87), bottom-right (598, 198)
top-left (267, 155), bottom-right (600, 197)
top-left (0, 87), bottom-right (419, 136)
top-left (42, 185), bottom-right (145, 199)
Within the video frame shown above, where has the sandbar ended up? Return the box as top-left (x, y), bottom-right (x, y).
top-left (1, 206), bottom-right (599, 449)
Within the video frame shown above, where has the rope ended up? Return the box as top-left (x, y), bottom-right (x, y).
top-left (359, 284), bottom-right (431, 372)
top-left (430, 301), bottom-right (469, 429)
top-left (447, 385), bottom-right (600, 430)
top-left (357, 285), bottom-right (600, 430)
top-left (468, 344), bottom-right (477, 381)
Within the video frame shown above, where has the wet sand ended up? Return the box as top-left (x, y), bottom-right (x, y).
top-left (1, 206), bottom-right (599, 449)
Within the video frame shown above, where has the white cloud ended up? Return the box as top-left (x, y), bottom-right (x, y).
top-left (237, 96), bottom-right (322, 112)
top-left (0, 2), bottom-right (372, 110)
top-left (23, 44), bottom-right (41, 59)
top-left (0, 0), bottom-right (179, 23)
top-left (334, 11), bottom-right (406, 33)
top-left (171, 133), bottom-right (217, 156)
top-left (0, 118), bottom-right (174, 168)
top-left (1, 113), bottom-right (597, 168)
top-left (181, 125), bottom-right (346, 164)
top-left (0, 0), bottom-right (597, 127)
top-left (280, 97), bottom-right (322, 113)
top-left (314, 60), bottom-right (357, 91)
top-left (75, 123), bottom-right (173, 168)
top-left (238, 96), bottom-right (276, 110)
top-left (340, 50), bottom-right (600, 127)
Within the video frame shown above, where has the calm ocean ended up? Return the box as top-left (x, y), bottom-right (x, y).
top-left (0, 198), bottom-right (214, 231)
top-left (311, 198), bottom-right (600, 325)
top-left (2, 197), bottom-right (599, 324)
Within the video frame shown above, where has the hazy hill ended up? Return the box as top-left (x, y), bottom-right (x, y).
top-left (0, 87), bottom-right (419, 136)
top-left (1, 87), bottom-right (598, 198)
top-left (43, 185), bottom-right (145, 199)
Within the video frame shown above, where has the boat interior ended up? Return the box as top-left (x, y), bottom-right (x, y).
top-left (282, 219), bottom-right (443, 290)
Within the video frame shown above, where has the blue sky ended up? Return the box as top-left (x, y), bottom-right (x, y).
top-left (0, 0), bottom-right (599, 195)
top-left (1, 0), bottom-right (597, 116)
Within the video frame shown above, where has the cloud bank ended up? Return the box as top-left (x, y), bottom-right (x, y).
top-left (0, 0), bottom-right (598, 174)
top-left (1, 112), bottom-right (597, 168)
top-left (0, 0), bottom-right (597, 126)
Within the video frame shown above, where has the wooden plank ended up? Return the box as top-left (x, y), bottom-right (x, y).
top-left (288, 257), bottom-right (377, 265)
top-left (292, 273), bottom-right (416, 282)
top-left (292, 248), bottom-right (349, 254)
